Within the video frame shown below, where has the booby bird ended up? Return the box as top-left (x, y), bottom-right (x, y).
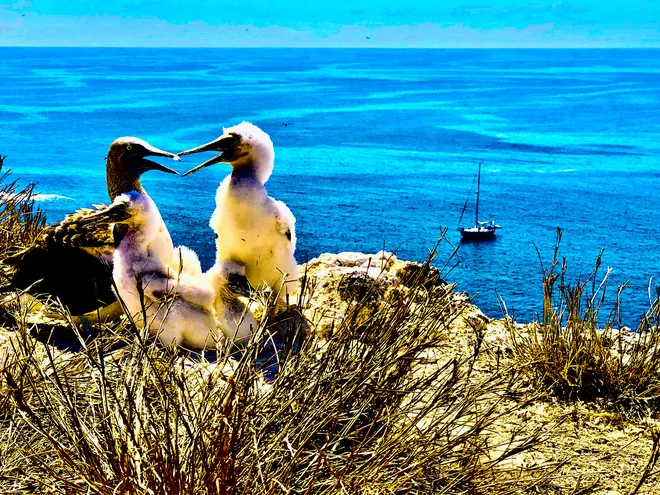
top-left (179, 122), bottom-right (298, 307)
top-left (2, 137), bottom-right (180, 316)
top-left (207, 259), bottom-right (258, 344)
top-left (75, 190), bottom-right (224, 349)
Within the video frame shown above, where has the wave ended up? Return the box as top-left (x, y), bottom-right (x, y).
top-left (0, 192), bottom-right (74, 202)
top-left (534, 169), bottom-right (576, 174)
top-left (33, 194), bottom-right (74, 202)
top-left (502, 140), bottom-right (646, 157)
top-left (431, 126), bottom-right (647, 158)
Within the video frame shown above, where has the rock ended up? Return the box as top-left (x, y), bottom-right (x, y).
top-left (293, 251), bottom-right (478, 338)
top-left (337, 271), bottom-right (386, 304)
top-left (395, 262), bottom-right (447, 290)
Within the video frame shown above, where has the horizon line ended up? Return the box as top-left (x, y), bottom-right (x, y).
top-left (1, 45), bottom-right (658, 49)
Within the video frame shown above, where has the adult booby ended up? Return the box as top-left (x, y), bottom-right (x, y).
top-left (179, 122), bottom-right (298, 307)
top-left (2, 137), bottom-right (180, 315)
top-left (75, 190), bottom-right (222, 349)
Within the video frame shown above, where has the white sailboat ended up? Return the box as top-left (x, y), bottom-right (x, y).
top-left (458, 163), bottom-right (501, 241)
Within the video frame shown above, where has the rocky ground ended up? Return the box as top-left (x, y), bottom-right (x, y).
top-left (0, 251), bottom-right (658, 493)
top-left (295, 251), bottom-right (660, 495)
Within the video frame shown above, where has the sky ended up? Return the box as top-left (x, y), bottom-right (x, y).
top-left (0, 0), bottom-right (659, 48)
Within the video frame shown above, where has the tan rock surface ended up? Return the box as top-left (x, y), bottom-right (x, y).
top-left (290, 251), bottom-right (660, 493)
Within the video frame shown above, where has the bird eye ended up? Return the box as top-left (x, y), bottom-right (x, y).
top-left (126, 145), bottom-right (132, 151)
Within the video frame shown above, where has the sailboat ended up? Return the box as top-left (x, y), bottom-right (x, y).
top-left (458, 163), bottom-right (501, 241)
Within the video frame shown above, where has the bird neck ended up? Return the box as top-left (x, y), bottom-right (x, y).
top-left (116, 194), bottom-right (162, 251)
top-left (230, 164), bottom-right (260, 184)
top-left (230, 153), bottom-right (273, 185)
top-left (106, 153), bottom-right (144, 200)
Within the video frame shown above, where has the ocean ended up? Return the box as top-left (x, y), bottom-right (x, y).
top-left (1, 47), bottom-right (659, 325)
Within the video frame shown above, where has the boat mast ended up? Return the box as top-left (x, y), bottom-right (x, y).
top-left (475, 162), bottom-right (481, 226)
top-left (458, 172), bottom-right (477, 228)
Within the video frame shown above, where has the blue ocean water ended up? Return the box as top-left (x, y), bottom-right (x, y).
top-left (1, 47), bottom-right (659, 325)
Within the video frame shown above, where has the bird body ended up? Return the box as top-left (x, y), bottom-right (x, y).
top-left (206, 259), bottom-right (257, 344)
top-left (2, 137), bottom-right (180, 315)
top-left (4, 243), bottom-right (118, 315)
top-left (211, 172), bottom-right (297, 299)
top-left (180, 122), bottom-right (298, 306)
top-left (2, 136), bottom-right (254, 348)
top-left (82, 191), bottom-right (220, 349)
top-left (76, 190), bottom-right (256, 348)
top-left (172, 245), bottom-right (204, 278)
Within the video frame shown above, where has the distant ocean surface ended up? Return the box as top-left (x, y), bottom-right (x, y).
top-left (1, 47), bottom-right (659, 325)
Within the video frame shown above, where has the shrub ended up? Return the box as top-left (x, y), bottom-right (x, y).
top-left (0, 156), bottom-right (46, 260)
top-left (508, 228), bottom-right (660, 416)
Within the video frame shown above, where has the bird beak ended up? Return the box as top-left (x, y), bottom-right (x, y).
top-left (177, 139), bottom-right (223, 157)
top-left (141, 143), bottom-right (181, 175)
top-left (181, 154), bottom-right (225, 177)
top-left (144, 142), bottom-right (181, 161)
top-left (140, 159), bottom-right (180, 175)
top-left (178, 134), bottom-right (240, 177)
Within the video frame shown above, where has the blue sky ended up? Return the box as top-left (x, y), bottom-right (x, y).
top-left (1, 0), bottom-right (659, 47)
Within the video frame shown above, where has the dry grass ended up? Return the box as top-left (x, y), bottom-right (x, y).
top-left (0, 156), bottom-right (46, 261)
top-left (0, 270), bottom-right (563, 494)
top-left (0, 163), bottom-right (592, 494)
top-left (508, 228), bottom-right (660, 417)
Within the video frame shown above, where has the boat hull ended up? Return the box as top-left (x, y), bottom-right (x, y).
top-left (459, 227), bottom-right (497, 241)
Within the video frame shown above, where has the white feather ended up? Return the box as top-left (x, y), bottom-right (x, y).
top-left (172, 245), bottom-right (204, 277)
top-left (206, 260), bottom-right (258, 344)
top-left (207, 122), bottom-right (298, 304)
top-left (111, 191), bottom-right (221, 349)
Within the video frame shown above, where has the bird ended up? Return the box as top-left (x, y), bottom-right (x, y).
top-left (1, 137), bottom-right (181, 316)
top-left (73, 190), bottom-right (222, 349)
top-left (208, 259), bottom-right (258, 344)
top-left (281, 123), bottom-right (292, 127)
top-left (178, 122), bottom-right (298, 309)
top-left (76, 191), bottom-right (256, 348)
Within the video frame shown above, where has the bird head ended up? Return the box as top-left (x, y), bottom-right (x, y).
top-left (179, 122), bottom-right (274, 184)
top-left (109, 137), bottom-right (180, 176)
top-left (216, 260), bottom-right (253, 298)
top-left (106, 137), bottom-right (180, 199)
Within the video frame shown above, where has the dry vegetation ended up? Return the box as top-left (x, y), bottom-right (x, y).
top-left (0, 156), bottom-right (46, 261)
top-left (0, 160), bottom-right (659, 493)
top-left (508, 229), bottom-right (660, 417)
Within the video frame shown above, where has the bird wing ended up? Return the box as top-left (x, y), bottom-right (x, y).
top-left (0, 201), bottom-right (130, 315)
top-left (43, 201), bottom-right (131, 249)
top-left (2, 202), bottom-right (125, 266)
top-left (271, 198), bottom-right (297, 250)
top-left (42, 198), bottom-right (133, 253)
top-left (65, 198), bottom-right (132, 230)
top-left (43, 207), bottom-right (112, 248)
top-left (225, 271), bottom-right (254, 298)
